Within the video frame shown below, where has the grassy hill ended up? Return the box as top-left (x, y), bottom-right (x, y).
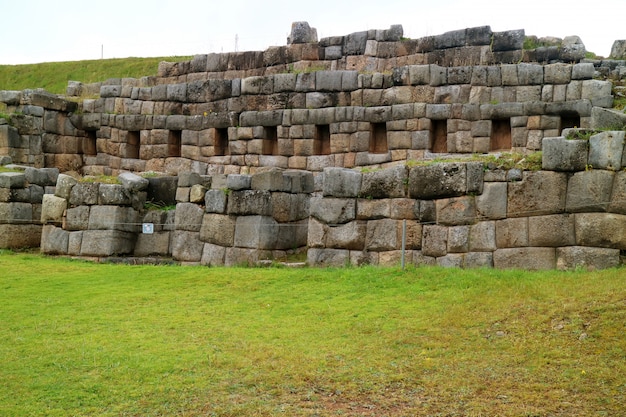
top-left (0, 56), bottom-right (192, 95)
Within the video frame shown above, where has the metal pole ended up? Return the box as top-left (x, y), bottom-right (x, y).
top-left (401, 219), bottom-right (407, 269)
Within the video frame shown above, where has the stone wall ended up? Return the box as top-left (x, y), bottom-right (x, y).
top-left (28, 129), bottom-right (626, 270)
top-left (0, 164), bottom-right (58, 248)
top-left (1, 24), bottom-right (623, 178)
top-left (39, 168), bottom-right (313, 266)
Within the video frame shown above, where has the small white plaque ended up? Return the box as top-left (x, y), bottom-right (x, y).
top-left (142, 223), bottom-right (154, 234)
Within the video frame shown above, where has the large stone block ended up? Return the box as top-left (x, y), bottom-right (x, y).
top-left (171, 230), bottom-right (203, 262)
top-left (65, 206), bottom-right (90, 231)
top-left (365, 219), bottom-right (398, 251)
top-left (0, 172), bottom-right (26, 189)
top-left (69, 183), bottom-right (99, 206)
top-left (566, 170), bottom-right (614, 212)
top-left (174, 202), bottom-right (204, 232)
top-left (119, 172), bottom-right (149, 192)
top-left (40, 194), bottom-right (66, 224)
top-left (0, 224), bottom-right (41, 249)
top-left (609, 171), bottom-right (626, 214)
top-left (496, 217), bottom-right (528, 248)
top-left (98, 184), bottom-right (131, 205)
top-left (271, 192), bottom-right (309, 223)
top-left (200, 213), bottom-right (236, 246)
top-left (409, 163), bottom-right (468, 199)
top-left (436, 196), bottom-right (476, 226)
top-left (476, 182), bottom-right (507, 220)
top-left (54, 174), bottom-right (77, 200)
top-left (507, 171), bottom-right (567, 217)
top-left (201, 243), bottom-right (227, 266)
top-left (493, 247), bottom-right (556, 270)
top-left (134, 232), bottom-right (171, 257)
top-left (357, 198), bottom-right (390, 220)
top-left (556, 246), bottom-right (621, 271)
top-left (528, 214), bottom-right (576, 247)
top-left (251, 168), bottom-right (284, 191)
top-left (224, 247), bottom-right (273, 267)
top-left (307, 248), bottom-right (349, 267)
top-left (588, 131), bottom-right (625, 171)
top-left (590, 107), bottom-right (626, 130)
top-left (282, 170), bottom-right (314, 194)
top-left (234, 215), bottom-right (278, 249)
top-left (581, 80), bottom-right (613, 107)
top-left (464, 252), bottom-right (494, 268)
top-left (575, 213), bottom-right (626, 249)
top-left (40, 225), bottom-right (69, 254)
top-left (227, 190), bottom-right (272, 216)
top-left (541, 137), bottom-right (588, 172)
top-left (360, 165), bottom-right (407, 199)
top-left (205, 189), bottom-right (228, 214)
top-left (80, 230), bottom-right (136, 257)
top-left (469, 221), bottom-right (496, 251)
top-left (323, 167), bottom-right (362, 198)
top-left (309, 197), bottom-right (356, 224)
top-left (447, 225), bottom-right (469, 253)
top-left (88, 205), bottom-right (139, 232)
top-left (422, 224), bottom-right (448, 257)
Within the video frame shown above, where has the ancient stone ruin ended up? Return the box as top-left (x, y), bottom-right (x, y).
top-left (2, 22), bottom-right (626, 270)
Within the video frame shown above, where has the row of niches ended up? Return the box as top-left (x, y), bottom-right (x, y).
top-left (77, 114), bottom-right (580, 171)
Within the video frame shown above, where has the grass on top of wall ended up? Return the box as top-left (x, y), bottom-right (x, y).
top-left (1, 250), bottom-right (625, 416)
top-left (0, 56), bottom-right (192, 95)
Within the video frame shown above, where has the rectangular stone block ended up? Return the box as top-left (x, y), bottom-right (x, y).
top-left (88, 206), bottom-right (139, 232)
top-left (493, 247), bottom-right (556, 270)
top-left (234, 215), bottom-right (278, 250)
top-left (201, 242), bottom-right (227, 266)
top-left (496, 217), bottom-right (528, 248)
top-left (171, 230), bottom-right (203, 262)
top-left (80, 230), bottom-right (135, 257)
top-left (556, 246), bottom-right (620, 271)
top-left (0, 224), bottom-right (42, 249)
top-left (134, 232), bottom-right (171, 257)
top-left (200, 213), bottom-right (236, 246)
top-left (575, 213), bottom-right (626, 249)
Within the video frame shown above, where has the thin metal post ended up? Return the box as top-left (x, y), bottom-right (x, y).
top-left (401, 219), bottom-right (407, 269)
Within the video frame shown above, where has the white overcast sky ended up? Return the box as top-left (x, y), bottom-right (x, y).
top-left (1, 0), bottom-right (623, 65)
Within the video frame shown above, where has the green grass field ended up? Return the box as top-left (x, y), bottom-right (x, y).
top-left (0, 56), bottom-right (192, 95)
top-left (1, 250), bottom-right (625, 416)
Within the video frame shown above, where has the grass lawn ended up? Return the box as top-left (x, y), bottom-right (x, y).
top-left (1, 250), bottom-right (625, 416)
